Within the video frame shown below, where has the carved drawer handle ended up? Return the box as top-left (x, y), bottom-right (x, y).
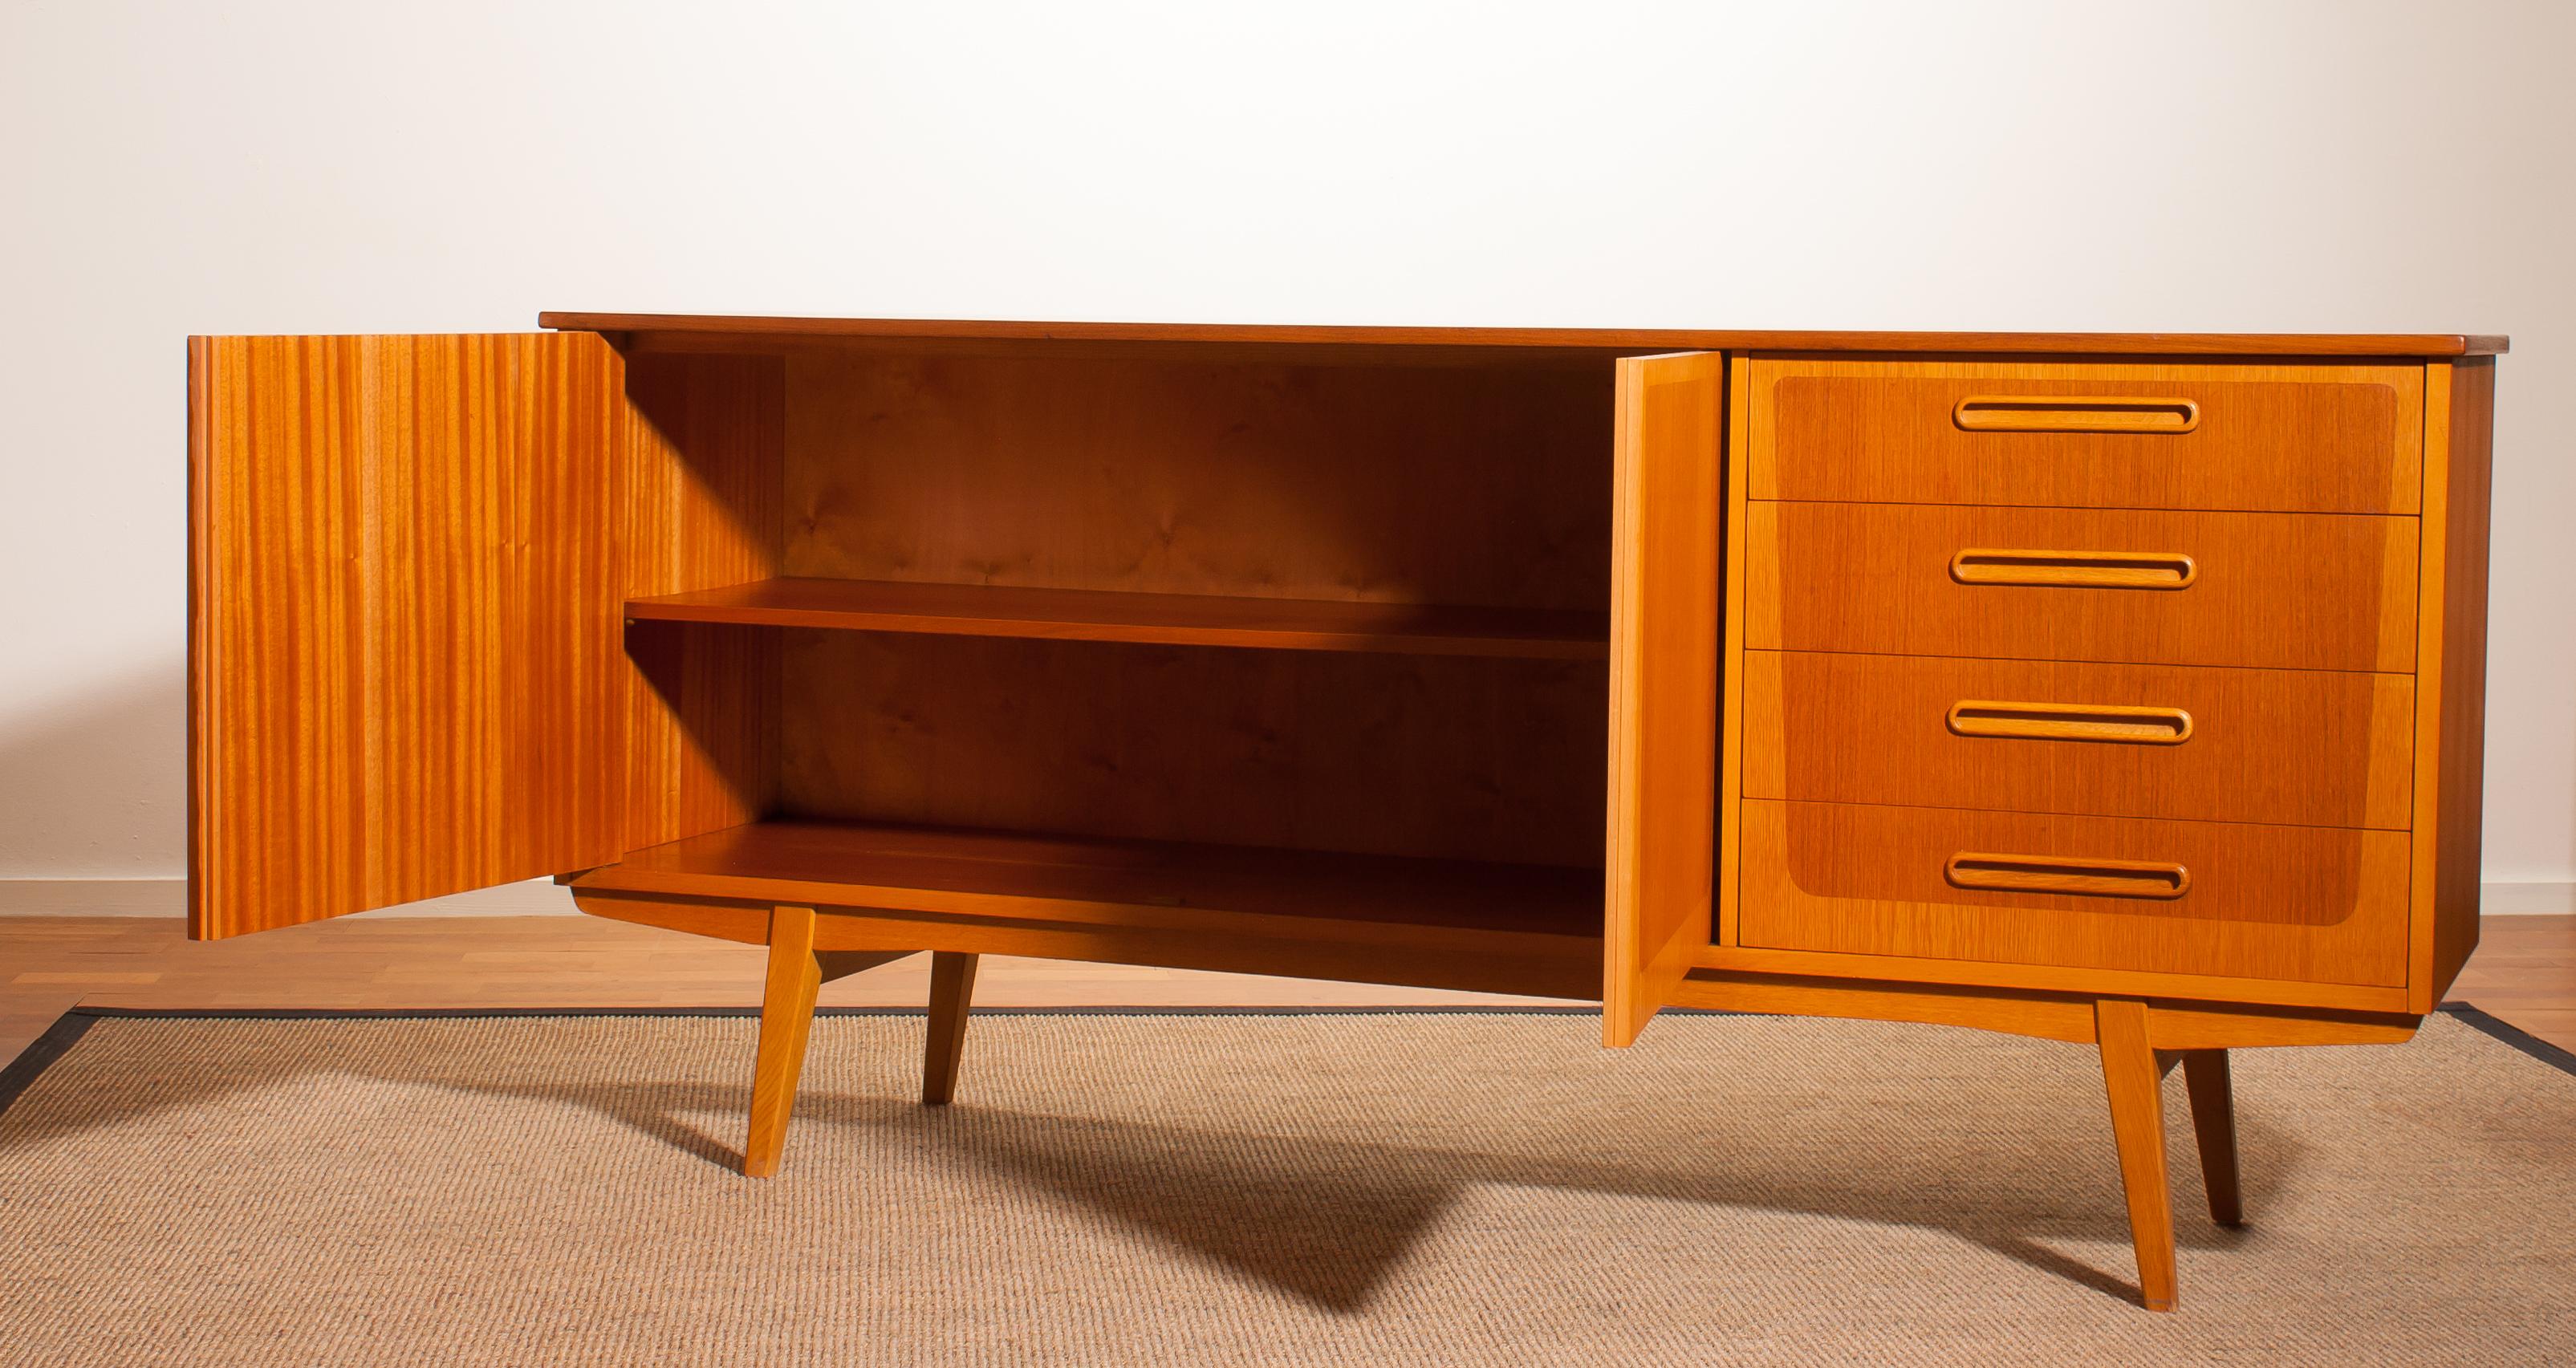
top-left (1954, 394), bottom-right (2200, 433)
top-left (1945, 852), bottom-right (2191, 900)
top-left (1951, 548), bottom-right (2199, 589)
top-left (1947, 700), bottom-right (2194, 745)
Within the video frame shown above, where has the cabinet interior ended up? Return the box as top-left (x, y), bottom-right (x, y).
top-left (614, 339), bottom-right (1627, 947)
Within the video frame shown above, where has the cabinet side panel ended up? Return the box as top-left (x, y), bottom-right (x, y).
top-left (1715, 357), bottom-right (1753, 948)
top-left (189, 335), bottom-right (628, 937)
top-left (620, 353), bottom-right (786, 851)
top-left (2419, 358), bottom-right (2495, 1007)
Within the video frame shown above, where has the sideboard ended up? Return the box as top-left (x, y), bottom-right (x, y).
top-left (186, 315), bottom-right (2502, 1311)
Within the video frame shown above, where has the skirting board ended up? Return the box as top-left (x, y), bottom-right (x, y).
top-left (2485, 882), bottom-right (2576, 915)
top-left (1, 879), bottom-right (2570, 918)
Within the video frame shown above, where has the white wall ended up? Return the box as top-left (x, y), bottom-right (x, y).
top-left (2, 0), bottom-right (2570, 899)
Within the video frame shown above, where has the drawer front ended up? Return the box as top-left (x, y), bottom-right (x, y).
top-left (1745, 501), bottom-right (2418, 672)
top-left (1742, 652), bottom-right (2415, 828)
top-left (1747, 359), bottom-right (2423, 513)
top-left (1737, 800), bottom-right (2411, 987)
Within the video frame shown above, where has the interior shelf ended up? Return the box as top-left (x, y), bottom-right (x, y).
top-left (624, 577), bottom-right (1610, 660)
top-left (572, 819), bottom-right (1604, 946)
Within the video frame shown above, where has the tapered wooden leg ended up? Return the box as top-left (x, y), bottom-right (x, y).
top-left (2181, 1049), bottom-right (2243, 1228)
top-left (2096, 997), bottom-right (2179, 1312)
top-left (922, 951), bottom-right (980, 1106)
top-left (744, 905), bottom-right (822, 1178)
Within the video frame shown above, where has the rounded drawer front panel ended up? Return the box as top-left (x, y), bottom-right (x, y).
top-left (1747, 359), bottom-right (2423, 513)
top-left (1743, 502), bottom-right (2419, 672)
top-left (1740, 651), bottom-right (2415, 829)
top-left (1736, 800), bottom-right (2411, 988)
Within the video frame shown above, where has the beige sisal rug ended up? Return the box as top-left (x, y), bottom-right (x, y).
top-left (2, 1006), bottom-right (2572, 1366)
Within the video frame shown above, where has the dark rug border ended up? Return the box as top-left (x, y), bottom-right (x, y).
top-left (0, 1009), bottom-right (104, 1121)
top-left (2439, 1001), bottom-right (2576, 1076)
top-left (7, 999), bottom-right (2566, 1121)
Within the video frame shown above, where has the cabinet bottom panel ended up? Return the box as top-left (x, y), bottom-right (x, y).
top-left (1736, 800), bottom-right (2410, 988)
top-left (567, 818), bottom-right (1605, 1001)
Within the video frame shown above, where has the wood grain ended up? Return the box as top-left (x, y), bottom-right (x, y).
top-left (618, 352), bottom-right (786, 854)
top-left (1603, 353), bottom-right (1725, 1045)
top-left (744, 904), bottom-right (820, 1177)
top-left (567, 878), bottom-right (1601, 1001)
top-left (2096, 997), bottom-right (2179, 1311)
top-left (578, 820), bottom-right (1601, 948)
top-left (1744, 502), bottom-right (2419, 672)
top-left (2180, 1050), bottom-right (2243, 1227)
top-left (743, 900), bottom-right (1602, 1001)
top-left (1715, 357), bottom-right (1755, 953)
top-left (770, 346), bottom-right (1613, 871)
top-left (1697, 941), bottom-right (2411, 1013)
top-left (188, 335), bottom-right (630, 939)
top-left (920, 951), bottom-right (978, 1105)
top-left (628, 575), bottom-right (1609, 660)
top-left (1748, 359), bottom-right (2423, 513)
top-left (537, 312), bottom-right (2510, 357)
top-left (567, 890), bottom-right (772, 944)
top-left (1741, 651), bottom-right (2415, 829)
top-left (1666, 969), bottom-right (2422, 1048)
top-left (780, 350), bottom-right (1612, 612)
top-left (1668, 970), bottom-right (2101, 1043)
top-left (778, 631), bottom-right (1607, 869)
top-left (2412, 358), bottom-right (2497, 1011)
top-left (1736, 800), bottom-right (2412, 987)
top-left (2139, 1001), bottom-right (2417, 1049)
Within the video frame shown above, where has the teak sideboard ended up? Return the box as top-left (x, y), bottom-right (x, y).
top-left (186, 315), bottom-right (2504, 1311)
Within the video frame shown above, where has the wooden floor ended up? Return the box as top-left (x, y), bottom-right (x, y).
top-left (4, 913), bottom-right (2571, 1070)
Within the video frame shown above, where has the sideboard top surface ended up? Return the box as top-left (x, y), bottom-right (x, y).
top-left (538, 311), bottom-right (2508, 357)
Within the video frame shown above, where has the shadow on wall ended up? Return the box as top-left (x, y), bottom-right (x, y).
top-left (0, 658), bottom-right (186, 885)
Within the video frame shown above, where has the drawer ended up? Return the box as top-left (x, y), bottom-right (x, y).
top-left (1741, 652), bottom-right (2414, 828)
top-left (1745, 501), bottom-right (2418, 672)
top-left (1745, 359), bottom-right (2423, 513)
top-left (1736, 800), bottom-right (2411, 987)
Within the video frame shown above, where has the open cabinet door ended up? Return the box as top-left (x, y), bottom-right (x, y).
top-left (1603, 351), bottom-right (1725, 1045)
top-left (188, 334), bottom-right (631, 938)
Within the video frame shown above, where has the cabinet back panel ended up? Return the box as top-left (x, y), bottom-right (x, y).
top-left (777, 631), bottom-right (1608, 870)
top-left (782, 353), bottom-right (1615, 611)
